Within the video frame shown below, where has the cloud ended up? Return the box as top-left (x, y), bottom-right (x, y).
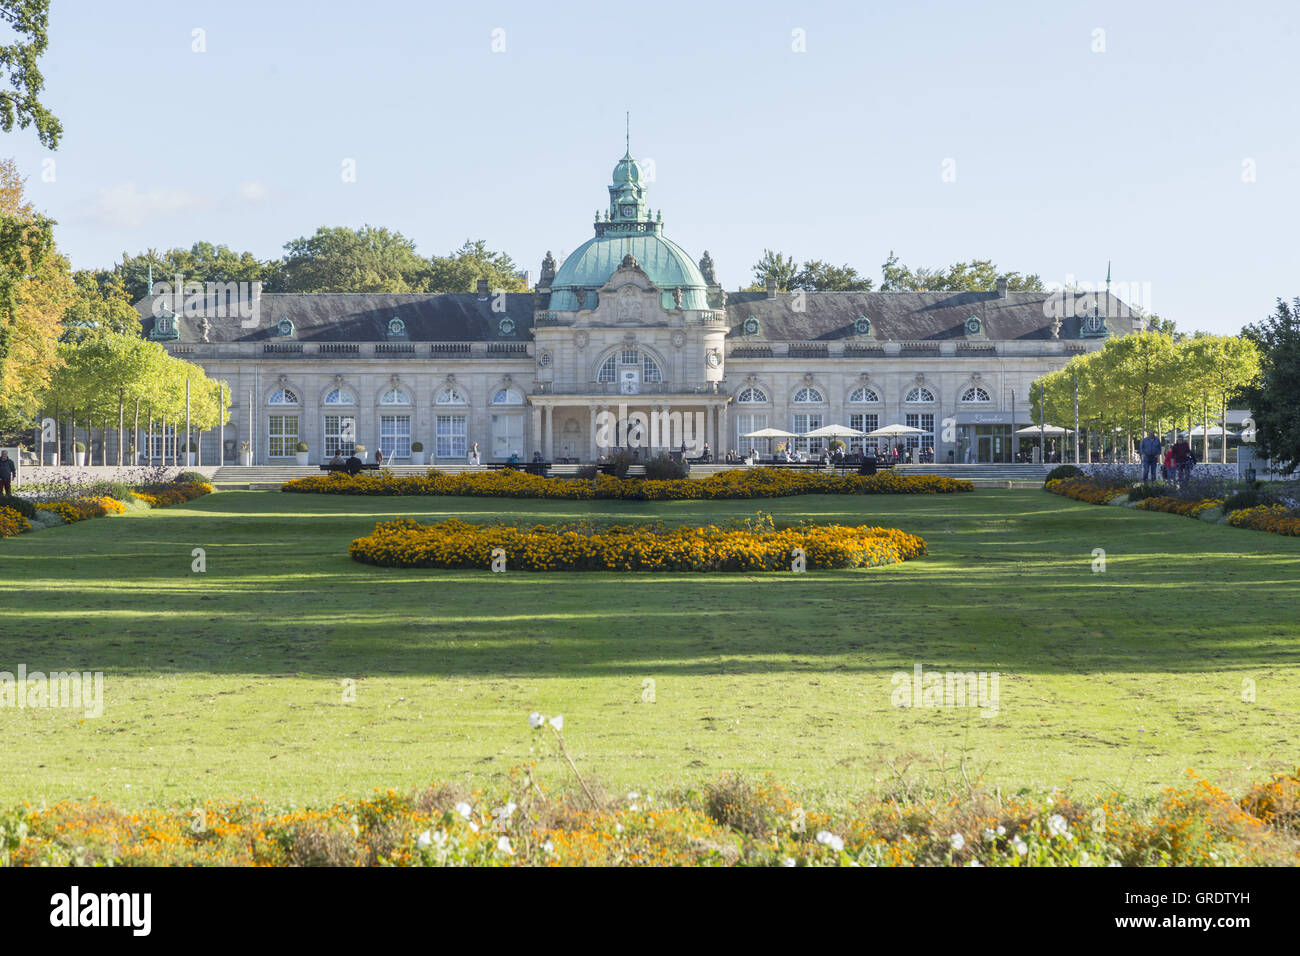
top-left (84, 182), bottom-right (215, 228)
top-left (235, 180), bottom-right (268, 202)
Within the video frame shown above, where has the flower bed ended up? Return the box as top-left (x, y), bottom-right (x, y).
top-left (2, 767), bottom-right (1295, 867)
top-left (0, 507), bottom-right (31, 537)
top-left (1044, 477), bottom-right (1127, 504)
top-left (131, 481), bottom-right (214, 508)
top-left (285, 468), bottom-right (973, 500)
top-left (348, 517), bottom-right (927, 572)
top-left (1135, 495), bottom-right (1223, 518)
top-left (1226, 504), bottom-right (1300, 536)
top-left (40, 496), bottom-right (126, 524)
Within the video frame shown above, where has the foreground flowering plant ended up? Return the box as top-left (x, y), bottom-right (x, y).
top-left (348, 517), bottom-right (927, 572)
top-left (3, 766), bottom-right (1296, 867)
top-left (284, 467), bottom-right (974, 500)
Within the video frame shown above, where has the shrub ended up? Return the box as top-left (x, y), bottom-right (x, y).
top-left (0, 506), bottom-right (31, 537)
top-left (72, 441), bottom-right (85, 452)
top-left (411, 441), bottom-right (424, 453)
top-left (348, 517), bottom-right (927, 572)
top-left (1044, 464), bottom-right (1083, 486)
top-left (1222, 488), bottom-right (1261, 514)
top-left (0, 495), bottom-right (37, 520)
top-left (642, 454), bottom-right (687, 481)
top-left (295, 442), bottom-right (309, 453)
top-left (606, 450), bottom-right (635, 479)
top-left (574, 464), bottom-right (598, 480)
top-left (703, 774), bottom-right (796, 839)
top-left (1126, 482), bottom-right (1174, 502)
top-left (174, 471), bottom-right (207, 485)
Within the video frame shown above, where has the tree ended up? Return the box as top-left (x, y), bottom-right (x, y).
top-left (426, 239), bottom-right (528, 293)
top-left (1100, 330), bottom-right (1179, 432)
top-left (791, 260), bottom-right (874, 292)
top-left (749, 249), bottom-right (798, 291)
top-left (1242, 298), bottom-right (1300, 473)
top-left (0, 1), bottom-right (61, 149)
top-left (879, 251), bottom-right (1044, 292)
top-left (274, 225), bottom-right (432, 293)
top-left (63, 271), bottom-right (145, 340)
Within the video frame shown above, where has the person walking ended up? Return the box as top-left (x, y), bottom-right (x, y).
top-left (0, 450), bottom-right (14, 495)
top-left (1139, 430), bottom-right (1162, 482)
top-left (1171, 436), bottom-right (1191, 485)
top-left (374, 446), bottom-right (384, 469)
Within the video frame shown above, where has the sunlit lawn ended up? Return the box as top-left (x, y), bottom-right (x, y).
top-left (0, 487), bottom-right (1297, 807)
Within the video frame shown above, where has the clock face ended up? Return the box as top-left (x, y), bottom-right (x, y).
top-left (706, 350), bottom-right (721, 368)
top-left (620, 203), bottom-right (636, 217)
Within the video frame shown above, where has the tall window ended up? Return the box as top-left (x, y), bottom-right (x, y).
top-left (380, 415), bottom-right (411, 458)
top-left (597, 355), bottom-right (618, 383)
top-left (324, 415), bottom-right (356, 457)
top-left (960, 386), bottom-right (991, 403)
top-left (491, 414), bottom-right (524, 459)
top-left (436, 414), bottom-right (467, 458)
top-left (905, 413), bottom-right (935, 451)
top-left (268, 415), bottom-right (299, 457)
top-left (849, 413), bottom-right (879, 452)
top-left (736, 413), bottom-right (768, 453)
top-left (792, 412), bottom-right (823, 453)
top-left (598, 349), bottom-right (662, 384)
top-left (149, 426), bottom-right (176, 460)
top-left (642, 353), bottom-right (662, 383)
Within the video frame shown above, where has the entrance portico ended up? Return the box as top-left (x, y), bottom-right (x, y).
top-left (528, 393), bottom-right (729, 461)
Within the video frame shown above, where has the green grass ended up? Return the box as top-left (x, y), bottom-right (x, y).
top-left (0, 488), bottom-right (1297, 808)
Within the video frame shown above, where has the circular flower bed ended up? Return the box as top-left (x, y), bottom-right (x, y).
top-left (286, 468), bottom-right (973, 500)
top-left (349, 517), bottom-right (927, 572)
top-left (0, 506), bottom-right (31, 537)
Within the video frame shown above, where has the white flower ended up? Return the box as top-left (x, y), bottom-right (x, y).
top-left (497, 836), bottom-right (513, 855)
top-left (815, 831), bottom-right (845, 853)
top-left (492, 801), bottom-right (517, 821)
top-left (548, 714), bottom-right (564, 731)
top-left (455, 801), bottom-right (473, 819)
top-left (432, 829), bottom-right (448, 847)
top-left (967, 859), bottom-right (982, 867)
top-left (1047, 814), bottom-right (1071, 839)
top-left (983, 828), bottom-right (996, 841)
top-left (782, 857), bottom-right (797, 867)
top-left (616, 823), bottom-right (624, 833)
top-left (528, 712), bottom-right (545, 729)
top-left (417, 830), bottom-right (433, 849)
top-left (950, 832), bottom-right (965, 851)
top-left (542, 840), bottom-right (555, 855)
top-left (996, 825), bottom-right (1006, 836)
top-left (1011, 835), bottom-right (1028, 856)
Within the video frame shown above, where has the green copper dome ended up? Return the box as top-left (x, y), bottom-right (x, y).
top-left (549, 149), bottom-right (710, 312)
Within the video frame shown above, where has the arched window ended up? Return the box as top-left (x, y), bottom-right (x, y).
top-left (848, 387), bottom-right (880, 403)
top-left (793, 387), bottom-right (824, 404)
top-left (960, 386), bottom-right (991, 403)
top-left (905, 387), bottom-right (936, 403)
top-left (268, 388), bottom-right (299, 405)
top-left (436, 387), bottom-right (467, 405)
top-left (597, 349), bottom-right (663, 384)
top-left (736, 387), bottom-right (768, 404)
top-left (324, 387), bottom-right (356, 405)
top-left (492, 388), bottom-right (524, 405)
top-left (380, 388), bottom-right (411, 405)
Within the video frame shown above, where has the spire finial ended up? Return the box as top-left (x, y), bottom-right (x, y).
top-left (1105, 260), bottom-right (1111, 295)
top-left (625, 111), bottom-right (629, 154)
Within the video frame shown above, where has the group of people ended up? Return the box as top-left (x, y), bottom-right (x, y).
top-left (1138, 430), bottom-right (1197, 484)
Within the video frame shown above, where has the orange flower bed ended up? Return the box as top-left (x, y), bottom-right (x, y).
top-left (1045, 477), bottom-right (1127, 504)
top-left (1226, 504), bottom-right (1300, 536)
top-left (0, 506), bottom-right (31, 537)
top-left (349, 517), bottom-right (927, 572)
top-left (1135, 495), bottom-right (1222, 518)
top-left (40, 497), bottom-right (124, 523)
top-left (131, 481), bottom-right (214, 508)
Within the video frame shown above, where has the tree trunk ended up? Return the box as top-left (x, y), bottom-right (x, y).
top-left (134, 399), bottom-right (140, 466)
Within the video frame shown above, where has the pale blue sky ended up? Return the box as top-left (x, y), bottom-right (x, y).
top-left (10, 0), bottom-right (1299, 334)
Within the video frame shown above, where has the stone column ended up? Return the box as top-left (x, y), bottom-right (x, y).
top-left (544, 405), bottom-right (553, 460)
top-left (532, 404), bottom-right (542, 455)
top-left (588, 404), bottom-right (597, 461)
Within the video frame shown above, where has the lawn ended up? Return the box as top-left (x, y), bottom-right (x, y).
top-left (0, 487), bottom-right (1297, 809)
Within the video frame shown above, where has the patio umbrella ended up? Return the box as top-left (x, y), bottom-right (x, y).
top-left (864, 424), bottom-right (925, 438)
top-left (801, 424), bottom-right (865, 438)
top-left (1187, 425), bottom-right (1238, 437)
top-left (741, 427), bottom-right (800, 439)
top-left (1014, 424), bottom-right (1074, 436)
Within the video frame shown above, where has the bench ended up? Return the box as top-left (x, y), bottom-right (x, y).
top-left (319, 463), bottom-right (381, 473)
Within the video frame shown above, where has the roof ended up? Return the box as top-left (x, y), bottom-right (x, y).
top-left (549, 233), bottom-right (709, 311)
top-left (135, 292), bottom-right (537, 343)
top-left (723, 290), bottom-right (1141, 342)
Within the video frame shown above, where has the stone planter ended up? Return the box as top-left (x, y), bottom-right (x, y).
top-left (240, 452), bottom-right (253, 466)
top-left (186, 453), bottom-right (196, 466)
top-left (410, 451), bottom-right (426, 466)
top-left (74, 451), bottom-right (85, 466)
top-left (295, 452), bottom-right (309, 465)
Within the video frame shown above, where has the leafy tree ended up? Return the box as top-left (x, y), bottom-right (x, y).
top-left (749, 249), bottom-right (798, 291)
top-left (274, 225), bottom-right (432, 293)
top-left (1100, 330), bottom-right (1179, 432)
top-left (0, 1), bottom-right (60, 149)
top-left (427, 239), bottom-right (528, 293)
top-left (63, 271), bottom-right (144, 340)
top-left (879, 251), bottom-right (1043, 292)
top-left (1242, 298), bottom-right (1300, 473)
top-left (791, 260), bottom-right (874, 292)
top-left (1182, 335), bottom-right (1261, 462)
